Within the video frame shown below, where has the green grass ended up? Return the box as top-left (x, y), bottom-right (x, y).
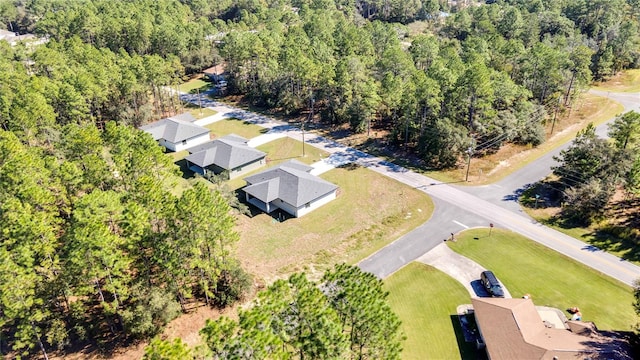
top-left (205, 118), bottom-right (265, 140)
top-left (178, 78), bottom-right (211, 93)
top-left (257, 137), bottom-right (328, 166)
top-left (447, 228), bottom-right (635, 331)
top-left (236, 165), bottom-right (434, 280)
top-left (521, 205), bottom-right (640, 266)
top-left (385, 263), bottom-right (476, 360)
top-left (167, 150), bottom-right (189, 162)
top-left (187, 107), bottom-right (217, 119)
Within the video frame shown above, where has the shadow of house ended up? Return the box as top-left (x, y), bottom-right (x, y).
top-left (185, 134), bottom-right (266, 180)
top-left (242, 160), bottom-right (338, 218)
top-left (471, 298), bottom-right (630, 359)
top-left (140, 113), bottom-right (210, 152)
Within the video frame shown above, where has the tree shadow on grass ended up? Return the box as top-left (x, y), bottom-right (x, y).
top-left (583, 226), bottom-right (640, 263)
top-left (542, 199), bottom-right (640, 263)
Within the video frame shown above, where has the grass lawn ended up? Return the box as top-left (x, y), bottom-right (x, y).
top-left (447, 228), bottom-right (635, 331)
top-left (385, 262), bottom-right (476, 360)
top-left (178, 78), bottom-right (211, 93)
top-left (593, 69), bottom-right (640, 93)
top-left (187, 107), bottom-right (217, 119)
top-left (521, 202), bottom-right (640, 266)
top-left (167, 149), bottom-right (189, 162)
top-left (235, 165), bottom-right (434, 281)
top-left (205, 118), bottom-right (265, 139)
top-left (257, 137), bottom-right (328, 166)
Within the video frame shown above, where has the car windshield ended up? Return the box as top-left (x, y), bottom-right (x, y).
top-left (491, 286), bottom-right (503, 294)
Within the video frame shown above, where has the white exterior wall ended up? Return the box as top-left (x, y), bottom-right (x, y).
top-left (160, 133), bottom-right (211, 152)
top-left (158, 138), bottom-right (176, 152)
top-left (174, 133), bottom-right (211, 152)
top-left (229, 158), bottom-right (265, 179)
top-left (271, 198), bottom-right (297, 217)
top-left (295, 190), bottom-right (337, 217)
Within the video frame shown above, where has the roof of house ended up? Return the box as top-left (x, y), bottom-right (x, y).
top-left (185, 135), bottom-right (266, 170)
top-left (243, 160), bottom-right (337, 207)
top-left (471, 298), bottom-right (628, 360)
top-left (140, 114), bottom-right (208, 143)
top-left (203, 64), bottom-right (226, 75)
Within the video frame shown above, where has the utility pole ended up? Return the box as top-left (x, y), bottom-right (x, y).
top-left (196, 88), bottom-right (203, 116)
top-left (465, 144), bottom-right (474, 182)
top-left (302, 95), bottom-right (314, 157)
top-left (550, 96), bottom-right (561, 135)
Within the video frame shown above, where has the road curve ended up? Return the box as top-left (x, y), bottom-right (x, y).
top-left (174, 89), bottom-right (640, 286)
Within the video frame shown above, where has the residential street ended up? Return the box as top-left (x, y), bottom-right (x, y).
top-left (178, 89), bottom-right (640, 286)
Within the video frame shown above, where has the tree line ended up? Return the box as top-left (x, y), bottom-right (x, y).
top-left (4, 0), bottom-right (639, 168)
top-left (0, 120), bottom-right (249, 358)
top-left (1, 0), bottom-right (639, 357)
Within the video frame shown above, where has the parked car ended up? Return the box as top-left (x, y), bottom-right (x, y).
top-left (480, 270), bottom-right (505, 297)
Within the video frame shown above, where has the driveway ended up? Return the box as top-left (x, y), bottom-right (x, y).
top-left (417, 243), bottom-right (512, 298)
top-left (174, 88), bottom-right (640, 287)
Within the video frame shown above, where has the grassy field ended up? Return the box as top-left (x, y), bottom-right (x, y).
top-left (385, 263), bottom-right (476, 360)
top-left (257, 137), bottom-right (328, 166)
top-left (187, 107), bottom-right (217, 119)
top-left (593, 69), bottom-right (640, 93)
top-left (178, 78), bottom-right (211, 93)
top-left (447, 228), bottom-right (635, 331)
top-left (205, 118), bottom-right (265, 139)
top-left (235, 165), bottom-right (434, 281)
top-left (521, 202), bottom-right (640, 266)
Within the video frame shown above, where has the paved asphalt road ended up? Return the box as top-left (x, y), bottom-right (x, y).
top-left (177, 89), bottom-right (640, 286)
top-left (358, 90), bottom-right (640, 286)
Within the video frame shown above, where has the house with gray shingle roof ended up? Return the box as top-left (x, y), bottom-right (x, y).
top-left (243, 160), bottom-right (338, 218)
top-left (185, 135), bottom-right (266, 179)
top-left (140, 113), bottom-right (210, 152)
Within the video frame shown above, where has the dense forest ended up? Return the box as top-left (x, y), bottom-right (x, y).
top-left (1, 0), bottom-right (640, 358)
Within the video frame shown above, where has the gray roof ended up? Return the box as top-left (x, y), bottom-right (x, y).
top-left (140, 114), bottom-right (208, 143)
top-left (188, 134), bottom-right (248, 153)
top-left (243, 160), bottom-right (337, 207)
top-left (185, 135), bottom-right (266, 169)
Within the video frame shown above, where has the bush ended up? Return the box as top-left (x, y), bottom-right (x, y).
top-left (214, 262), bottom-right (252, 307)
top-left (121, 286), bottom-right (181, 339)
top-left (561, 179), bottom-right (613, 226)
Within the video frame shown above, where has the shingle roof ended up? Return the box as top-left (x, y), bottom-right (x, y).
top-left (185, 135), bottom-right (265, 169)
top-left (243, 160), bottom-right (337, 207)
top-left (471, 298), bottom-right (628, 360)
top-left (140, 114), bottom-right (208, 143)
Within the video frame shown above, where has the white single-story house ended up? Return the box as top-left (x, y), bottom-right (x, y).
top-left (243, 160), bottom-right (338, 218)
top-left (140, 113), bottom-right (210, 152)
top-left (185, 134), bottom-right (266, 180)
top-left (471, 297), bottom-right (629, 359)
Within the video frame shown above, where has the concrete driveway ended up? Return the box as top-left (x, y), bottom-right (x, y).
top-left (417, 243), bottom-right (512, 298)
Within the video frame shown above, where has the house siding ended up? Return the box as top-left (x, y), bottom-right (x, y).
top-left (295, 190), bottom-right (337, 217)
top-left (172, 133), bottom-right (211, 152)
top-left (229, 158), bottom-right (265, 179)
top-left (261, 189), bottom-right (337, 218)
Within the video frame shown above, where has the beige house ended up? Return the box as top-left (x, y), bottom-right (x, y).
top-left (471, 298), bottom-right (629, 359)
